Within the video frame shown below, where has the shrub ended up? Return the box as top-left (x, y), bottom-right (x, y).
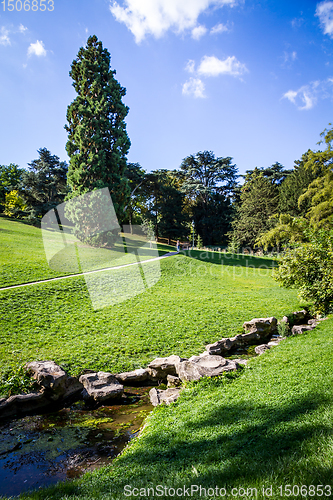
top-left (274, 227), bottom-right (333, 314)
top-left (4, 190), bottom-right (26, 217)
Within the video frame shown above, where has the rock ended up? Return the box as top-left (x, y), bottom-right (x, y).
top-left (167, 375), bottom-right (181, 388)
top-left (281, 316), bottom-right (289, 324)
top-left (236, 331), bottom-right (262, 345)
top-left (243, 317), bottom-right (278, 337)
top-left (292, 310), bottom-right (309, 325)
top-left (308, 318), bottom-right (319, 326)
top-left (267, 341), bottom-right (280, 347)
top-left (291, 324), bottom-right (315, 335)
top-left (176, 355), bottom-right (238, 382)
top-left (0, 392), bottom-right (49, 419)
top-left (63, 376), bottom-right (84, 399)
top-left (147, 355), bottom-right (185, 380)
top-left (25, 361), bottom-right (82, 401)
top-left (255, 344), bottom-right (270, 355)
top-left (205, 337), bottom-right (237, 355)
top-left (149, 387), bottom-right (181, 406)
top-left (115, 368), bottom-right (149, 385)
top-left (79, 372), bottom-right (124, 402)
top-left (206, 330), bottom-right (265, 356)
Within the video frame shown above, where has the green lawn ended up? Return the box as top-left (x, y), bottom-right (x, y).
top-left (16, 316), bottom-right (333, 500)
top-left (0, 216), bottom-right (173, 287)
top-left (0, 221), bottom-right (302, 394)
top-left (2, 217), bottom-right (326, 500)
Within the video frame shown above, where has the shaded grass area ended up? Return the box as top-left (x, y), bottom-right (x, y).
top-left (0, 217), bottom-right (174, 287)
top-left (17, 317), bottom-right (333, 500)
top-left (0, 253), bottom-right (301, 395)
top-left (183, 248), bottom-right (278, 269)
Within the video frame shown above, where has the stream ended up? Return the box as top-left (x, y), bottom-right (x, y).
top-left (0, 386), bottom-right (153, 497)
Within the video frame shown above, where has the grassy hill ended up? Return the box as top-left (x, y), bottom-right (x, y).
top-left (2, 217), bottom-right (331, 500)
top-left (0, 218), bottom-right (302, 394)
top-left (18, 316), bottom-right (333, 500)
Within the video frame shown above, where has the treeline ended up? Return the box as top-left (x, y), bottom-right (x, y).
top-left (1, 125), bottom-right (332, 250)
top-left (0, 149), bottom-right (237, 246)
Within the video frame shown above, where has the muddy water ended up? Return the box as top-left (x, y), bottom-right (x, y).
top-left (0, 386), bottom-right (153, 497)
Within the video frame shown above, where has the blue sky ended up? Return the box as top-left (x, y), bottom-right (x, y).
top-left (1, 0), bottom-right (333, 176)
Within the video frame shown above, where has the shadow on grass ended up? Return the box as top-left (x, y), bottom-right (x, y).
top-left (31, 389), bottom-right (333, 499)
top-left (181, 248), bottom-right (278, 269)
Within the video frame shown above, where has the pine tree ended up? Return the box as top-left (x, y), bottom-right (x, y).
top-left (231, 169), bottom-right (279, 248)
top-left (65, 35), bottom-right (131, 223)
top-left (20, 148), bottom-right (68, 222)
top-left (278, 151), bottom-right (318, 217)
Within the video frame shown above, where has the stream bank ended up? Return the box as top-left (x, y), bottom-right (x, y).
top-left (0, 386), bottom-right (152, 497)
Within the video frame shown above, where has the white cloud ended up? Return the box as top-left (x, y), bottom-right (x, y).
top-left (210, 22), bottom-right (230, 34)
top-left (291, 17), bottom-right (304, 28)
top-left (27, 40), bottom-right (47, 57)
top-left (18, 24), bottom-right (27, 33)
top-left (283, 50), bottom-right (297, 64)
top-left (191, 24), bottom-right (207, 39)
top-left (0, 27), bottom-right (10, 46)
top-left (316, 1), bottom-right (333, 37)
top-left (182, 77), bottom-right (206, 98)
top-left (185, 59), bottom-right (196, 73)
top-left (109, 0), bottom-right (237, 43)
top-left (282, 80), bottom-right (333, 110)
top-left (198, 55), bottom-right (247, 77)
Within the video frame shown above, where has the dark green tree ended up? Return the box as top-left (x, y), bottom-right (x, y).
top-left (123, 162), bottom-right (146, 232)
top-left (65, 35), bottom-right (130, 224)
top-left (180, 151), bottom-right (238, 245)
top-left (278, 151), bottom-right (319, 217)
top-left (19, 148), bottom-right (68, 222)
top-left (244, 162), bottom-right (291, 186)
top-left (231, 168), bottom-right (279, 248)
top-left (143, 170), bottom-right (188, 242)
top-left (0, 164), bottom-right (24, 207)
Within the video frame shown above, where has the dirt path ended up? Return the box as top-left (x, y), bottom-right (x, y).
top-left (0, 252), bottom-right (179, 292)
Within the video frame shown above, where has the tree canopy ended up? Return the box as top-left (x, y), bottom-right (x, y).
top-left (0, 164), bottom-right (24, 206)
top-left (65, 35), bottom-right (131, 224)
top-left (180, 151), bottom-right (238, 245)
top-left (19, 148), bottom-right (68, 222)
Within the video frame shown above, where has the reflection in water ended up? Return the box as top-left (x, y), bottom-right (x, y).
top-left (0, 387), bottom-right (152, 496)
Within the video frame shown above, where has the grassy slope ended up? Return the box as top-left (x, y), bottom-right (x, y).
top-left (19, 317), bottom-right (333, 500)
top-left (0, 248), bottom-right (301, 391)
top-left (0, 216), bottom-right (174, 287)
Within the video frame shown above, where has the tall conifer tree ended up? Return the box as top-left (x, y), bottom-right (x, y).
top-left (65, 35), bottom-right (131, 221)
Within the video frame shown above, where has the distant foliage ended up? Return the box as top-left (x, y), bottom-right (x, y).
top-left (196, 234), bottom-right (203, 248)
top-left (256, 214), bottom-right (308, 250)
top-left (4, 190), bottom-right (26, 217)
top-left (20, 147), bottom-right (68, 222)
top-left (231, 168), bottom-right (279, 248)
top-left (180, 150), bottom-right (238, 246)
top-left (0, 163), bottom-right (24, 206)
top-left (142, 169), bottom-right (189, 241)
top-left (278, 151), bottom-right (319, 217)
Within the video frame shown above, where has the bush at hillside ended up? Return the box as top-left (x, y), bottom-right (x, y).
top-left (274, 227), bottom-right (333, 314)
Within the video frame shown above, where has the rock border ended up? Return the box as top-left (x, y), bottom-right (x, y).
top-left (0, 310), bottom-right (325, 418)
